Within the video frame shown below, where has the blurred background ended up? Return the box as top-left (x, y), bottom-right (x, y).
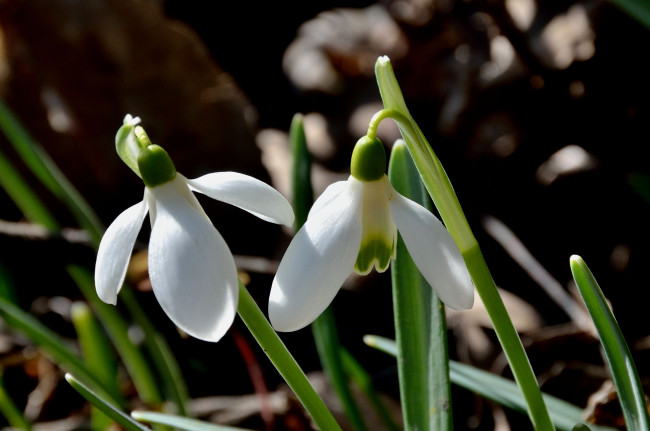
top-left (1, 0), bottom-right (650, 429)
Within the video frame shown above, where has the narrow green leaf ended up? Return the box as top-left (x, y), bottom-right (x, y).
top-left (0, 99), bottom-right (104, 245)
top-left (0, 372), bottom-right (32, 431)
top-left (388, 139), bottom-right (451, 431)
top-left (132, 411), bottom-right (253, 431)
top-left (573, 424), bottom-right (593, 431)
top-left (339, 349), bottom-right (401, 431)
top-left (0, 298), bottom-right (124, 406)
top-left (289, 113), bottom-right (313, 228)
top-left (607, 0), bottom-right (650, 29)
top-left (312, 309), bottom-right (367, 431)
top-left (0, 263), bottom-right (19, 305)
top-left (570, 255), bottom-right (650, 431)
top-left (71, 301), bottom-right (121, 430)
top-left (65, 374), bottom-right (150, 431)
top-left (67, 265), bottom-right (162, 406)
top-left (121, 289), bottom-right (190, 416)
top-left (363, 335), bottom-right (618, 431)
top-left (71, 302), bottom-right (120, 398)
top-left (0, 147), bottom-right (59, 231)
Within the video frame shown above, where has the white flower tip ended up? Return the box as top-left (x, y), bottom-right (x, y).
top-left (445, 285), bottom-right (475, 311)
top-left (181, 302), bottom-right (238, 343)
top-left (268, 296), bottom-right (310, 333)
top-left (274, 198), bottom-right (295, 227)
top-left (94, 277), bottom-right (118, 305)
top-left (378, 55), bottom-right (391, 65)
top-left (123, 114), bottom-right (141, 126)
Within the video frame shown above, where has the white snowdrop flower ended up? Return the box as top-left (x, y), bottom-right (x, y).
top-left (95, 116), bottom-right (294, 342)
top-left (270, 136), bottom-right (473, 332)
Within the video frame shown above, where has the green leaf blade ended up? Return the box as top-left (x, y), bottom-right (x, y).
top-left (570, 255), bottom-right (650, 431)
top-left (389, 140), bottom-right (452, 431)
top-left (65, 374), bottom-right (150, 431)
top-left (132, 411), bottom-right (252, 431)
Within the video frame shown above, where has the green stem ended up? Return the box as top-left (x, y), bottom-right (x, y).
top-left (236, 283), bottom-right (342, 431)
top-left (464, 245), bottom-right (554, 430)
top-left (374, 58), bottom-right (555, 430)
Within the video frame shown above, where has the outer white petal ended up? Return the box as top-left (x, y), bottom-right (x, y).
top-left (187, 172), bottom-right (294, 227)
top-left (306, 180), bottom-right (348, 219)
top-left (95, 197), bottom-right (147, 305)
top-left (148, 178), bottom-right (239, 342)
top-left (270, 179), bottom-right (364, 332)
top-left (389, 192), bottom-right (474, 310)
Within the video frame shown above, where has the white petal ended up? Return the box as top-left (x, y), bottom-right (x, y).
top-left (307, 180), bottom-right (348, 219)
top-left (148, 178), bottom-right (239, 342)
top-left (389, 192), bottom-right (474, 310)
top-left (187, 172), bottom-right (294, 227)
top-left (269, 179), bottom-right (364, 332)
top-left (95, 198), bottom-right (147, 305)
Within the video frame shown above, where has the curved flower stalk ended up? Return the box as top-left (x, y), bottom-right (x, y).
top-left (95, 115), bottom-right (294, 342)
top-left (269, 135), bottom-right (474, 332)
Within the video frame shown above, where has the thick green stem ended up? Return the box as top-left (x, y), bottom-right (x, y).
top-left (237, 283), bottom-right (342, 431)
top-left (374, 57), bottom-right (555, 430)
top-left (464, 245), bottom-right (554, 430)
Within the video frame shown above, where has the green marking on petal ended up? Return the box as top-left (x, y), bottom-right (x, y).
top-left (354, 236), bottom-right (396, 275)
top-left (354, 177), bottom-right (398, 275)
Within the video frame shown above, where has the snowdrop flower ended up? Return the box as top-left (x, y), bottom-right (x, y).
top-left (95, 115), bottom-right (294, 342)
top-left (269, 136), bottom-right (473, 332)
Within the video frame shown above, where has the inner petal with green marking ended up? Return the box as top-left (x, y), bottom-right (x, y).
top-left (354, 176), bottom-right (397, 275)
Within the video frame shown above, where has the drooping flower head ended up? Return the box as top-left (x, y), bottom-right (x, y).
top-left (269, 135), bottom-right (473, 332)
top-left (95, 115), bottom-right (294, 342)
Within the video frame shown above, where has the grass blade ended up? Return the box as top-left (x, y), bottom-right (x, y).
top-left (363, 335), bottom-right (617, 431)
top-left (0, 298), bottom-right (124, 406)
top-left (65, 374), bottom-right (150, 431)
top-left (0, 147), bottom-right (59, 231)
top-left (570, 255), bottom-right (650, 431)
top-left (131, 411), bottom-right (253, 431)
top-left (339, 349), bottom-right (401, 431)
top-left (0, 99), bottom-right (104, 245)
top-left (0, 371), bottom-right (32, 431)
top-left (71, 301), bottom-right (120, 430)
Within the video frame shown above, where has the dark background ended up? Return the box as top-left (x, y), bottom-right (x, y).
top-left (1, 0), bottom-right (650, 429)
